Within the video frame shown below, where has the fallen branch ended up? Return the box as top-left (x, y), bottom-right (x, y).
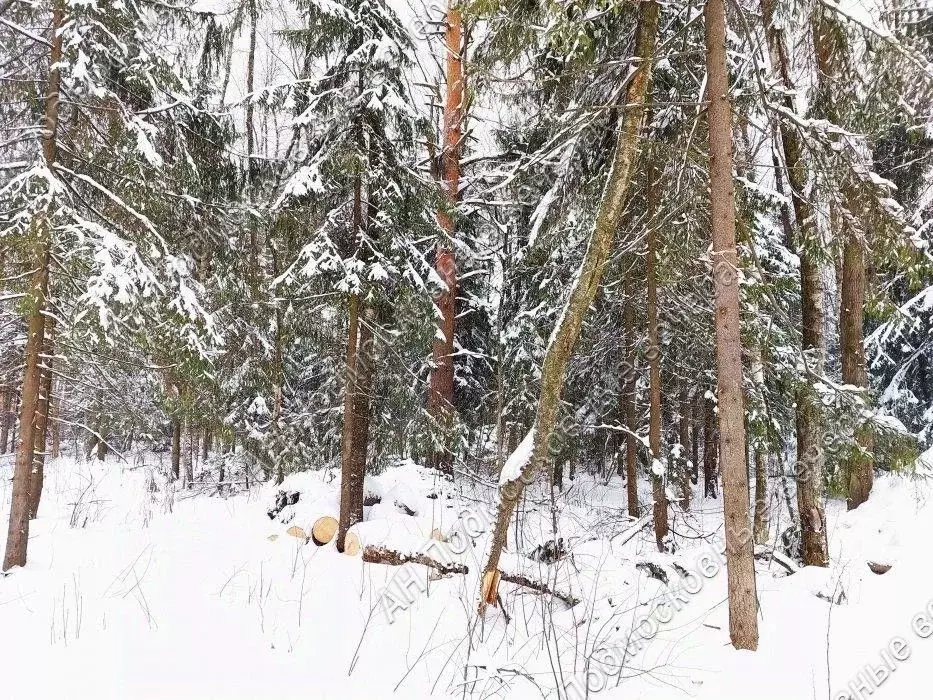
top-left (499, 571), bottom-right (580, 607)
top-left (362, 545), bottom-right (579, 606)
top-left (362, 545), bottom-right (468, 575)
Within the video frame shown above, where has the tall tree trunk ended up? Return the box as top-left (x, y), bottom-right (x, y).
top-left (646, 153), bottom-right (668, 549)
top-left (3, 0), bottom-right (63, 571)
top-left (428, 0), bottom-right (464, 475)
top-left (29, 318), bottom-right (56, 520)
top-left (842, 223), bottom-right (872, 508)
top-left (691, 392), bottom-right (700, 485)
top-left (679, 388), bottom-right (691, 509)
top-left (622, 269), bottom-right (639, 516)
top-left (337, 167), bottom-right (365, 551)
top-left (704, 394), bottom-right (719, 499)
top-left (749, 346), bottom-right (770, 545)
top-left (0, 386), bottom-right (10, 455)
top-left (761, 0), bottom-right (829, 568)
top-left (171, 419), bottom-right (181, 481)
top-left (479, 0), bottom-right (659, 614)
top-left (704, 0), bottom-right (758, 649)
top-left (245, 0), bottom-right (259, 284)
top-left (183, 418), bottom-right (193, 487)
top-left (50, 384), bottom-right (61, 459)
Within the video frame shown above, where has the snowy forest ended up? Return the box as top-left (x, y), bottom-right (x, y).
top-left (1, 0), bottom-right (932, 697)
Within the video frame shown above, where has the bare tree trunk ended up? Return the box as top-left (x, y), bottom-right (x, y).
top-left (750, 346), bottom-right (770, 545)
top-left (704, 0), bottom-right (758, 649)
top-left (29, 318), bottom-right (56, 520)
top-left (646, 153), bottom-right (668, 549)
top-left (337, 165), bottom-right (365, 551)
top-left (479, 0), bottom-right (659, 614)
top-left (50, 384), bottom-right (61, 459)
top-left (679, 388), bottom-right (691, 510)
top-left (704, 394), bottom-right (719, 499)
top-left (622, 270), bottom-right (639, 516)
top-left (761, 0), bottom-right (829, 568)
top-left (171, 419), bottom-right (181, 481)
top-left (842, 220), bottom-right (872, 509)
top-left (428, 0), bottom-right (464, 475)
top-left (183, 418), bottom-right (193, 487)
top-left (0, 386), bottom-right (10, 455)
top-left (3, 0), bottom-right (63, 571)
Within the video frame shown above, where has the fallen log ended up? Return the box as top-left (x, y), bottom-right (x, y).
top-left (311, 516), bottom-right (338, 546)
top-left (498, 571), bottom-right (580, 607)
top-left (362, 544), bottom-right (468, 575)
top-left (361, 545), bottom-right (579, 606)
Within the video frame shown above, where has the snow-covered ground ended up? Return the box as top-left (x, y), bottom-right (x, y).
top-left (2, 449), bottom-right (932, 699)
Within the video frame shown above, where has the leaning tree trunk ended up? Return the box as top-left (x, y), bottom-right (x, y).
top-left (704, 0), bottom-right (758, 649)
top-left (478, 0), bottom-right (660, 615)
top-left (3, 0), bottom-right (63, 571)
top-left (761, 0), bottom-right (829, 568)
top-left (428, 0), bottom-right (464, 475)
top-left (29, 318), bottom-right (56, 520)
top-left (646, 153), bottom-right (668, 549)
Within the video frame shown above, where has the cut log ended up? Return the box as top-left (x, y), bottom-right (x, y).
top-left (311, 515), bottom-right (338, 546)
top-left (344, 531), bottom-right (361, 556)
top-left (286, 525), bottom-right (308, 542)
top-left (362, 544), bottom-right (468, 575)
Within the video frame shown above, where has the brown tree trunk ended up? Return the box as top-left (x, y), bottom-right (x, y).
top-left (679, 388), bottom-right (691, 510)
top-left (428, 0), bottom-right (464, 475)
top-left (182, 418), bottom-right (193, 486)
top-left (171, 419), bottom-right (181, 481)
top-left (50, 384), bottom-right (60, 459)
top-left (29, 318), bottom-right (56, 520)
top-left (750, 346), bottom-right (770, 545)
top-left (761, 0), bottom-right (829, 568)
top-left (646, 153), bottom-right (668, 549)
top-left (0, 386), bottom-right (10, 455)
top-left (704, 395), bottom-right (719, 499)
top-left (704, 0), bottom-right (758, 649)
top-left (3, 0), bottom-right (63, 571)
top-left (337, 164), bottom-right (366, 551)
top-left (622, 269), bottom-right (639, 517)
top-left (479, 0), bottom-right (659, 614)
top-left (842, 223), bottom-right (872, 509)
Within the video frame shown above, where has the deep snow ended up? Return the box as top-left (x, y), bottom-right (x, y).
top-left (1, 448), bottom-right (932, 699)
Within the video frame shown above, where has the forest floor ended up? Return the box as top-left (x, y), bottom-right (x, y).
top-left (2, 448), bottom-right (932, 699)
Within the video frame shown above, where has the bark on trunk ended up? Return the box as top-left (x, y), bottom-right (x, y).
top-left (0, 386), bottom-right (10, 455)
top-left (761, 0), bottom-right (829, 568)
top-left (29, 318), bottom-right (56, 520)
top-left (704, 396), bottom-right (719, 499)
top-left (679, 388), bottom-right (691, 509)
top-left (646, 153), bottom-right (668, 549)
top-left (171, 419), bottom-right (181, 481)
top-left (750, 347), bottom-right (770, 545)
top-left (479, 0), bottom-right (660, 614)
top-left (622, 269), bottom-right (639, 516)
top-left (704, 0), bottom-right (759, 649)
top-left (428, 0), bottom-right (464, 475)
top-left (842, 222), bottom-right (872, 508)
top-left (3, 0), bottom-right (63, 571)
